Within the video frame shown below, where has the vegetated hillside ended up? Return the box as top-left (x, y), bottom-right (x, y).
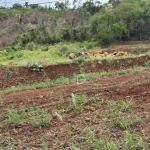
top-left (0, 0), bottom-right (150, 50)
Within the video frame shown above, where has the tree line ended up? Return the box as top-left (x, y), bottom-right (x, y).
top-left (0, 0), bottom-right (150, 47)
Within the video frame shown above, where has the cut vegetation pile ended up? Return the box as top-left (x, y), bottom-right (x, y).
top-left (69, 50), bottom-right (128, 59)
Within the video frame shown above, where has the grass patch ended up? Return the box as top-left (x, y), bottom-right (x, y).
top-left (29, 107), bottom-right (51, 127)
top-left (106, 57), bottom-right (114, 66)
top-left (5, 108), bottom-right (26, 127)
top-left (64, 93), bottom-right (87, 114)
top-left (72, 130), bottom-right (147, 150)
top-left (106, 100), bottom-right (142, 129)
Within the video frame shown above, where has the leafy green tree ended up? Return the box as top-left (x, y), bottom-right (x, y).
top-left (114, 2), bottom-right (143, 39)
top-left (0, 6), bottom-right (6, 9)
top-left (108, 0), bottom-right (123, 8)
top-left (90, 12), bottom-right (128, 45)
top-left (12, 3), bottom-right (23, 9)
top-left (30, 4), bottom-right (39, 9)
top-left (55, 2), bottom-right (65, 10)
top-left (82, 1), bottom-right (101, 14)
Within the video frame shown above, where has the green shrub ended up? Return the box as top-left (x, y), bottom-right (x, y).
top-left (60, 45), bottom-right (69, 53)
top-left (83, 41), bottom-right (97, 49)
top-left (0, 10), bottom-right (8, 21)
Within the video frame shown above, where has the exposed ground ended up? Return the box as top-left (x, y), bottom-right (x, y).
top-left (0, 41), bottom-right (150, 150)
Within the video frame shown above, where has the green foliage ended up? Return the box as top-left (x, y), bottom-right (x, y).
top-left (106, 57), bottom-right (114, 66)
top-left (29, 107), bottom-right (51, 127)
top-left (27, 42), bottom-right (36, 50)
top-left (123, 131), bottom-right (146, 150)
top-left (54, 76), bottom-right (70, 85)
top-left (90, 12), bottom-right (128, 45)
top-left (1, 0), bottom-right (150, 48)
top-left (72, 26), bottom-right (90, 42)
top-left (87, 133), bottom-right (118, 150)
top-left (73, 57), bottom-right (85, 64)
top-left (30, 4), bottom-right (39, 9)
top-left (107, 100), bottom-right (132, 112)
top-left (6, 108), bottom-right (26, 127)
top-left (31, 63), bottom-right (43, 72)
top-left (145, 60), bottom-right (150, 68)
top-left (0, 10), bottom-right (8, 21)
top-left (6, 69), bottom-right (13, 77)
top-left (16, 34), bottom-right (31, 45)
top-left (60, 45), bottom-right (69, 54)
top-left (82, 1), bottom-right (102, 14)
top-left (113, 115), bottom-right (132, 129)
top-left (114, 1), bottom-right (146, 40)
top-left (12, 3), bottom-right (23, 9)
top-left (74, 93), bottom-right (87, 105)
top-left (83, 41), bottom-right (97, 49)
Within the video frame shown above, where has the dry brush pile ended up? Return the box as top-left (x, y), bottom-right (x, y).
top-left (69, 50), bottom-right (128, 59)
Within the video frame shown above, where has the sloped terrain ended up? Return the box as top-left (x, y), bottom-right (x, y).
top-left (0, 42), bottom-right (150, 150)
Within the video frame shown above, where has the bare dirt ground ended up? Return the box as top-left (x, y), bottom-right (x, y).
top-left (0, 71), bottom-right (150, 149)
top-left (0, 41), bottom-right (150, 149)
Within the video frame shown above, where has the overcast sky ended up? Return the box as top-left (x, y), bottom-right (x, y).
top-left (0, 0), bottom-right (109, 8)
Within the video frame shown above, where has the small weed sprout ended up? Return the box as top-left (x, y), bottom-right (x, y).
top-left (76, 74), bottom-right (86, 84)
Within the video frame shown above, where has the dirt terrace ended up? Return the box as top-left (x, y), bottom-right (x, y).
top-left (0, 55), bottom-right (149, 89)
